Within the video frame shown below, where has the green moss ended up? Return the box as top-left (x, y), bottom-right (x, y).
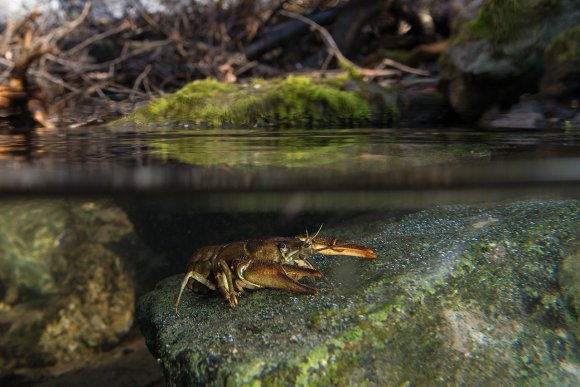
top-left (546, 26), bottom-right (580, 63)
top-left (464, 0), bottom-right (528, 44)
top-left (135, 79), bottom-right (236, 126)
top-left (558, 248), bottom-right (580, 339)
top-left (336, 58), bottom-right (363, 80)
top-left (438, 215), bottom-right (572, 320)
top-left (128, 75), bottom-right (395, 128)
top-left (458, 0), bottom-right (565, 47)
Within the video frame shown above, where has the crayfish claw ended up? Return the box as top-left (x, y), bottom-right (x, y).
top-left (242, 261), bottom-right (320, 295)
top-left (312, 239), bottom-right (376, 259)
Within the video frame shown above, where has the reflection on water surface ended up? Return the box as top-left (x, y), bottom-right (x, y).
top-left (0, 127), bottom-right (579, 209)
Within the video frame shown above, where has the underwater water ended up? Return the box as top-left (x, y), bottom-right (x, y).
top-left (0, 126), bottom-right (578, 385)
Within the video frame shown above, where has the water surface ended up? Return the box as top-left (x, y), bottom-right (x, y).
top-left (1, 126), bottom-right (579, 209)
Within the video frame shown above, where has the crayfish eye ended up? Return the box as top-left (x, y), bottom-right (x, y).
top-left (277, 242), bottom-right (287, 251)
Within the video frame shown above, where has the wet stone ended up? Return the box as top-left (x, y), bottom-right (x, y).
top-left (439, 0), bottom-right (580, 122)
top-left (137, 199), bottom-right (580, 386)
top-left (0, 199), bottom-right (135, 371)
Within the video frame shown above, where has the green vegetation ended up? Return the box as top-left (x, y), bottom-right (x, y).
top-left (139, 79), bottom-right (236, 126)
top-left (128, 75), bottom-right (397, 128)
top-left (466, 0), bottom-right (528, 44)
top-left (546, 26), bottom-right (580, 63)
top-left (458, 0), bottom-right (565, 47)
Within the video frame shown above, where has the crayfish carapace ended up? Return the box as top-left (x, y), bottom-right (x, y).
top-left (175, 228), bottom-right (377, 312)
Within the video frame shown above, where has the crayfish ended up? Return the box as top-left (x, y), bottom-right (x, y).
top-left (175, 228), bottom-right (377, 312)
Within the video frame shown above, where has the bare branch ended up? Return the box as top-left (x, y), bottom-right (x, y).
top-left (39, 3), bottom-right (91, 45)
top-left (130, 64), bottom-right (152, 100)
top-left (65, 20), bottom-right (132, 56)
top-left (380, 59), bottom-right (430, 77)
top-left (279, 10), bottom-right (428, 78)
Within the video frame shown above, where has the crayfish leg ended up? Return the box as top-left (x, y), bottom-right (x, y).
top-left (242, 261), bottom-right (320, 295)
top-left (175, 270), bottom-right (216, 314)
top-left (216, 259), bottom-right (238, 308)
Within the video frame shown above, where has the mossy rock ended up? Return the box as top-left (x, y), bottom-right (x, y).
top-left (558, 246), bottom-right (580, 338)
top-left (0, 200), bottom-right (135, 370)
top-left (545, 25), bottom-right (580, 64)
top-left (540, 26), bottom-right (580, 97)
top-left (460, 0), bottom-right (552, 47)
top-left (137, 199), bottom-right (579, 386)
top-left (440, 0), bottom-right (580, 120)
top-left (127, 76), bottom-right (398, 128)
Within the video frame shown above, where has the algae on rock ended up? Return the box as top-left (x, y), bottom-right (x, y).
top-left (540, 26), bottom-right (580, 98)
top-left (137, 199), bottom-right (579, 386)
top-left (0, 200), bottom-right (135, 371)
top-left (128, 75), bottom-right (398, 128)
top-left (440, 0), bottom-right (580, 120)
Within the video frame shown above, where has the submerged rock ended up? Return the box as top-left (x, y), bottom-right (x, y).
top-left (0, 201), bottom-right (69, 299)
top-left (138, 199), bottom-right (579, 385)
top-left (479, 99), bottom-right (546, 129)
top-left (540, 26), bottom-right (580, 99)
top-left (0, 200), bottom-right (135, 371)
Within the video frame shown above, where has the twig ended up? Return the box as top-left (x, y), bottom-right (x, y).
top-left (234, 60), bottom-right (258, 76)
top-left (0, 57), bottom-right (14, 69)
top-left (130, 64), bottom-right (152, 100)
top-left (0, 11), bottom-right (42, 55)
top-left (279, 10), bottom-right (426, 78)
top-left (135, 3), bottom-right (160, 31)
top-left (320, 52), bottom-right (334, 74)
top-left (142, 76), bottom-right (153, 97)
top-left (46, 38), bottom-right (171, 73)
top-left (260, 0), bottom-right (290, 31)
top-left (79, 73), bottom-right (110, 99)
top-left (380, 58), bottom-right (429, 77)
top-left (106, 83), bottom-right (148, 98)
top-left (65, 20), bottom-right (132, 56)
top-left (0, 19), bottom-right (16, 55)
top-left (29, 69), bottom-right (80, 92)
top-left (245, 7), bottom-right (341, 60)
top-left (38, 3), bottom-right (91, 45)
top-left (10, 45), bottom-right (54, 88)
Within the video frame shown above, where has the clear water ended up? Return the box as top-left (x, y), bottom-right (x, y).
top-left (0, 125), bottom-right (579, 385)
top-left (1, 126), bottom-right (579, 207)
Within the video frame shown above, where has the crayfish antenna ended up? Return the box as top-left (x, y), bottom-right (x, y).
top-left (304, 224), bottom-right (324, 244)
top-left (312, 224), bottom-right (324, 240)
